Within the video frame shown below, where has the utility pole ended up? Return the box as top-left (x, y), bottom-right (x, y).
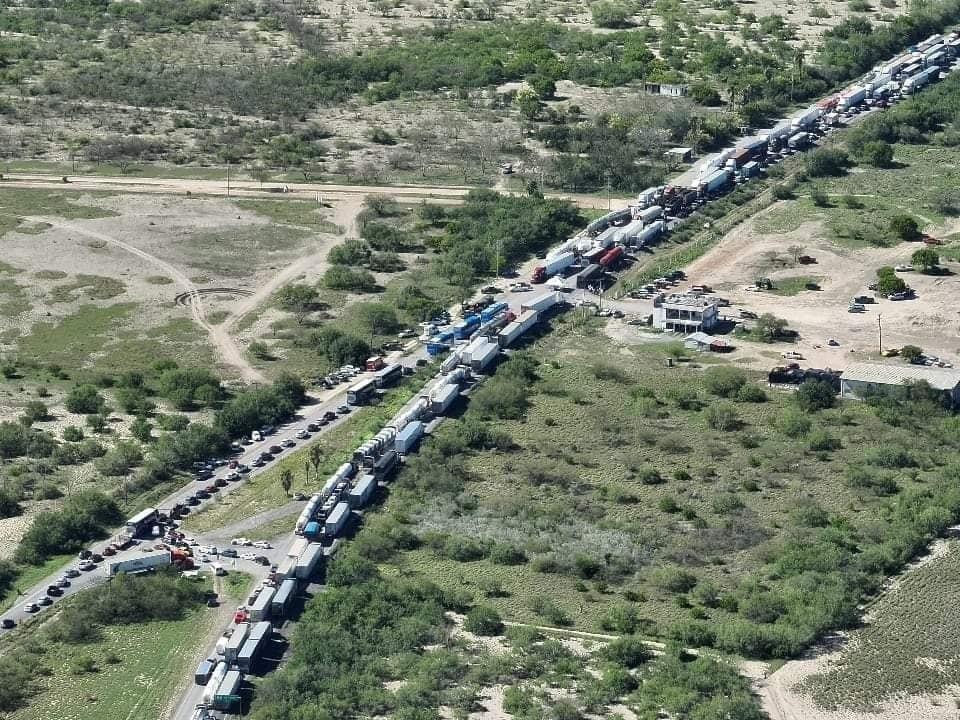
top-left (226, 161), bottom-right (230, 197)
top-left (878, 313), bottom-right (882, 354)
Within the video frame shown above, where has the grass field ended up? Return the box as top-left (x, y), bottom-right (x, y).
top-left (769, 275), bottom-right (824, 296)
top-left (2, 576), bottom-right (219, 720)
top-left (803, 540), bottom-right (960, 710)
top-left (233, 198), bottom-right (341, 234)
top-left (373, 312), bottom-right (959, 647)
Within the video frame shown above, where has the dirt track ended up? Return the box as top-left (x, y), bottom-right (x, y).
top-left (3, 173), bottom-right (632, 210)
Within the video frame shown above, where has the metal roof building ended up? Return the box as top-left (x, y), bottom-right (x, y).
top-left (840, 361), bottom-right (960, 405)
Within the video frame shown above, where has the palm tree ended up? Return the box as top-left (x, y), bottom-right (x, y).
top-left (279, 468), bottom-right (293, 497)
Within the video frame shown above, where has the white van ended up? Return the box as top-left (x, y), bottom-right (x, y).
top-left (213, 563), bottom-right (226, 576)
top-left (251, 430), bottom-right (262, 442)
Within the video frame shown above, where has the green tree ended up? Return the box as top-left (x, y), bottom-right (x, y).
top-left (515, 87), bottom-right (541, 121)
top-left (65, 385), bottom-right (106, 414)
top-left (795, 379), bottom-right (836, 412)
top-left (276, 283), bottom-right (319, 324)
top-left (130, 417), bottom-right (153, 443)
top-left (702, 367), bottom-right (747, 397)
top-left (890, 215), bottom-right (920, 241)
top-left (280, 468), bottom-right (293, 497)
top-left (876, 266), bottom-right (907, 296)
top-left (527, 74), bottom-right (556, 100)
top-left (20, 401), bottom-right (49, 425)
top-left (464, 605), bottom-right (503, 635)
top-left (753, 313), bottom-right (789, 342)
top-left (591, 0), bottom-right (631, 27)
top-left (911, 247), bottom-right (940, 273)
top-left (860, 140), bottom-right (894, 168)
top-left (900, 344), bottom-right (924, 363)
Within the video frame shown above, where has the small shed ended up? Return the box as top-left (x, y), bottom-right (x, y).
top-left (684, 332), bottom-right (732, 353)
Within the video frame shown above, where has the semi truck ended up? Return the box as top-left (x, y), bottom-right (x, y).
top-left (634, 220), bottom-right (666, 248)
top-left (271, 577), bottom-right (297, 618)
top-left (787, 132), bottom-right (809, 150)
top-left (237, 621), bottom-right (272, 674)
top-left (838, 85), bottom-right (867, 110)
top-left (598, 247), bottom-right (624, 269)
top-left (249, 586), bottom-right (275, 622)
top-left (521, 292), bottom-right (561, 315)
top-left (574, 263), bottom-right (604, 288)
top-left (295, 543), bottom-right (324, 581)
top-left (224, 623), bottom-right (250, 664)
top-left (452, 314), bottom-right (481, 340)
top-left (394, 421), bottom-right (425, 455)
top-left (348, 473), bottom-right (377, 508)
top-left (213, 670), bottom-right (242, 713)
top-left (531, 251), bottom-right (575, 283)
top-left (430, 382), bottom-right (460, 415)
top-left (109, 551), bottom-right (171, 576)
top-left (697, 168), bottom-right (730, 195)
top-left (325, 501), bottom-right (351, 537)
top-left (497, 310), bottom-right (538, 347)
top-left (470, 340), bottom-right (499, 372)
top-left (202, 662), bottom-right (228, 706)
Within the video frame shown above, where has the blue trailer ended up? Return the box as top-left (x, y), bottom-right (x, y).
top-left (453, 315), bottom-right (480, 340)
top-left (480, 302), bottom-right (508, 322)
top-left (304, 521), bottom-right (321, 539)
top-left (426, 342), bottom-right (450, 357)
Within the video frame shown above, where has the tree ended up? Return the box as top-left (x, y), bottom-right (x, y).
top-left (20, 401), bottom-right (49, 425)
top-left (911, 247), bottom-right (940, 273)
top-left (130, 417), bottom-right (152, 443)
top-left (703, 367), bottom-right (747, 397)
top-left (753, 313), bottom-right (789, 342)
top-left (875, 266), bottom-right (907, 297)
top-left (276, 283), bottom-right (319, 324)
top-left (860, 140), bottom-right (894, 168)
top-left (900, 344), bottom-right (924, 364)
top-left (795, 379), bottom-right (836, 412)
top-left (308, 444), bottom-right (323, 480)
top-left (355, 302), bottom-right (400, 336)
top-left (890, 215), bottom-right (920, 241)
top-left (527, 74), bottom-right (556, 100)
top-left (280, 468), bottom-right (293, 497)
top-left (805, 148), bottom-right (849, 177)
top-left (515, 88), bottom-right (541, 121)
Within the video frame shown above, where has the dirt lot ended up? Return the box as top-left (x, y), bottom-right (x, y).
top-left (668, 204), bottom-right (960, 370)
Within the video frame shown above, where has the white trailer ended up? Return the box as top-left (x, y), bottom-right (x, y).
top-left (275, 555), bottom-right (297, 582)
top-left (532, 251), bottom-right (575, 283)
top-left (633, 220), bottom-right (665, 247)
top-left (636, 205), bottom-right (663, 224)
top-left (430, 383), bottom-right (460, 415)
top-left (394, 421), bottom-right (425, 454)
top-left (520, 291), bottom-right (561, 315)
top-left (202, 662), bottom-right (228, 705)
top-left (838, 85), bottom-right (867, 110)
top-left (250, 585), bottom-right (275, 622)
top-left (348, 474), bottom-right (378, 508)
top-left (224, 623), bottom-right (250, 664)
top-left (592, 224), bottom-right (619, 249)
top-left (498, 309), bottom-right (539, 347)
top-left (325, 501), bottom-right (351, 537)
top-left (287, 537), bottom-right (309, 559)
top-left (295, 542), bottom-right (324, 580)
top-left (470, 341), bottom-right (500, 372)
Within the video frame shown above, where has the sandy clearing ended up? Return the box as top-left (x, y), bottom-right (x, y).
top-left (33, 216), bottom-right (265, 383)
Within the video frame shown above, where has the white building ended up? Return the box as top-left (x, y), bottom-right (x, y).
top-left (653, 294), bottom-right (719, 334)
top-left (840, 361), bottom-right (960, 406)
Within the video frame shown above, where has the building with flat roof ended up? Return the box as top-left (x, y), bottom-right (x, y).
top-left (653, 293), bottom-right (719, 334)
top-left (840, 361), bottom-right (960, 406)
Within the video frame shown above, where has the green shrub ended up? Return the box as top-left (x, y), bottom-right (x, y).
top-left (736, 384), bottom-right (767, 403)
top-left (65, 384), bottom-right (106, 414)
top-left (464, 605), bottom-right (503, 635)
top-left (703, 367), bottom-right (748, 398)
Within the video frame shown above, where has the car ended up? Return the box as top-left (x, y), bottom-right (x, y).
top-left (78, 549), bottom-right (92, 560)
top-left (79, 560), bottom-right (95, 571)
top-left (255, 556), bottom-right (271, 566)
top-left (252, 540), bottom-right (272, 550)
top-left (196, 490), bottom-right (210, 499)
top-left (23, 603), bottom-right (39, 613)
top-left (90, 553), bottom-right (103, 563)
top-left (306, 422), bottom-right (320, 432)
top-left (293, 492), bottom-right (307, 501)
top-left (237, 464), bottom-right (250, 474)
top-left (46, 585), bottom-right (62, 597)
top-left (323, 411), bottom-right (337, 421)
top-left (415, 358), bottom-right (428, 367)
top-left (206, 597), bottom-right (219, 608)
top-left (337, 405), bottom-right (351, 415)
top-left (231, 537), bottom-right (252, 546)
top-left (240, 552), bottom-right (258, 561)
top-left (102, 546), bottom-right (116, 556)
top-left (57, 576), bottom-right (71, 587)
top-left (261, 425), bottom-right (275, 436)
top-left (206, 485), bottom-right (220, 493)
top-left (65, 568), bottom-right (80, 578)
top-left (269, 444), bottom-right (283, 454)
top-left (217, 477), bottom-right (230, 487)
top-left (221, 548), bottom-right (238, 558)
top-left (894, 264), bottom-right (914, 272)
top-left (397, 329), bottom-right (417, 338)
top-left (781, 351), bottom-right (803, 360)
top-left (1, 618), bottom-right (15, 629)
top-left (38, 596), bottom-right (53, 606)
top-left (481, 285), bottom-right (502, 294)
top-left (186, 496), bottom-right (200, 506)
top-left (282, 438), bottom-right (296, 448)
top-left (295, 429), bottom-right (309, 439)
top-left (251, 457), bottom-right (265, 467)
top-left (827, 338), bottom-right (840, 346)
top-left (251, 430), bottom-right (263, 442)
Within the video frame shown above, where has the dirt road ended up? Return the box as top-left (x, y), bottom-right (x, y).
top-left (3, 173), bottom-right (631, 210)
top-left (35, 217), bottom-right (266, 383)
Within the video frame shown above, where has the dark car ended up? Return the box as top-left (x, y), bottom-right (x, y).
top-left (206, 597), bottom-right (219, 608)
top-left (90, 553), bottom-right (103, 563)
top-left (102, 546), bottom-right (116, 556)
top-left (306, 423), bottom-right (320, 432)
top-left (195, 490), bottom-right (210, 500)
top-left (46, 585), bottom-right (63, 597)
top-left (1, 618), bottom-right (15, 629)
top-left (78, 549), bottom-right (92, 560)
top-left (268, 445), bottom-right (283, 454)
top-left (221, 548), bottom-right (238, 558)
top-left (214, 478), bottom-right (228, 488)
top-left (38, 596), bottom-right (53, 606)
top-left (255, 556), bottom-right (270, 566)
top-left (323, 411), bottom-right (337, 421)
top-left (186, 496), bottom-right (200, 506)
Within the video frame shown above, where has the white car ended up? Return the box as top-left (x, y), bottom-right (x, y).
top-left (240, 552), bottom-right (258, 561)
top-left (894, 264), bottom-right (914, 272)
top-left (295, 429), bottom-right (309, 439)
top-left (252, 541), bottom-right (272, 550)
top-left (231, 537), bottom-right (252, 546)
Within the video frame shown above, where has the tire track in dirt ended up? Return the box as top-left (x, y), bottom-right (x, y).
top-left (35, 217), bottom-right (265, 383)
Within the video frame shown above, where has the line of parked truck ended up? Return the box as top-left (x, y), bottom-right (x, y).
top-left (527, 30), bottom-right (960, 295)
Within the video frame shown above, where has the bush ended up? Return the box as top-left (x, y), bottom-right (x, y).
top-left (14, 490), bottom-right (122, 564)
top-left (808, 429), bottom-right (841, 452)
top-left (65, 384), bottom-right (106, 414)
top-left (637, 466), bottom-right (664, 485)
top-left (323, 265), bottom-right (377, 292)
top-left (0, 489), bottom-right (21, 519)
top-left (62, 426), bottom-right (84, 442)
top-left (805, 148), bottom-right (849, 177)
top-left (780, 409), bottom-right (812, 437)
top-left (736, 384), bottom-right (767, 403)
top-left (94, 441), bottom-right (143, 476)
top-left (591, 0), bottom-right (631, 28)
top-left (657, 568), bottom-right (698, 593)
top-left (20, 401), bottom-right (50, 425)
top-left (702, 367), bottom-right (747, 398)
top-left (489, 543), bottom-right (527, 565)
top-left (795, 379), bottom-right (836, 412)
top-left (859, 140), bottom-right (894, 167)
top-left (601, 634), bottom-right (651, 667)
top-left (464, 605), bottom-right (503, 635)
top-left (704, 402), bottom-right (740, 431)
